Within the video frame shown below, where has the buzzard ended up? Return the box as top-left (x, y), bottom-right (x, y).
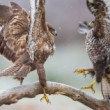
top-left (0, 0), bottom-right (57, 103)
top-left (75, 0), bottom-right (110, 99)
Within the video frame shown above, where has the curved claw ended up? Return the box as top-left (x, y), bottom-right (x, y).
top-left (74, 68), bottom-right (95, 78)
top-left (40, 88), bottom-right (51, 104)
top-left (81, 80), bottom-right (96, 93)
top-left (74, 69), bottom-right (88, 77)
top-left (40, 94), bottom-right (51, 104)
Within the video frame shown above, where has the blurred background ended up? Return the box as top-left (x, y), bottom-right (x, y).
top-left (0, 0), bottom-right (102, 110)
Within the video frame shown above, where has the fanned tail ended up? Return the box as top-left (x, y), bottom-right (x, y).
top-left (101, 74), bottom-right (110, 99)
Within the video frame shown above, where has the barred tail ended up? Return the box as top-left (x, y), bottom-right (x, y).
top-left (0, 63), bottom-right (32, 84)
top-left (101, 75), bottom-right (110, 99)
top-left (0, 64), bottom-right (22, 77)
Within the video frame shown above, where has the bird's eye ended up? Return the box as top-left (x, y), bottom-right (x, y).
top-left (52, 30), bottom-right (57, 36)
top-left (50, 28), bottom-right (57, 36)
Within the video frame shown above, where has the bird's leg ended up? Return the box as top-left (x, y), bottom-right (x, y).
top-left (36, 63), bottom-right (51, 104)
top-left (74, 68), bottom-right (95, 77)
top-left (81, 80), bottom-right (96, 93)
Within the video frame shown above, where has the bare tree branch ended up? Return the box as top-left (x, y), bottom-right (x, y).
top-left (0, 81), bottom-right (109, 110)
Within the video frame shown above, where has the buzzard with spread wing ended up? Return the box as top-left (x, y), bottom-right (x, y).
top-left (0, 0), bottom-right (57, 103)
top-left (75, 0), bottom-right (110, 99)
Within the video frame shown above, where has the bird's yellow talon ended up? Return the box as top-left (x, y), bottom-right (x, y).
top-left (74, 69), bottom-right (88, 76)
top-left (74, 68), bottom-right (94, 77)
top-left (40, 95), bottom-right (51, 104)
top-left (81, 86), bottom-right (95, 93)
top-left (40, 88), bottom-right (51, 104)
top-left (75, 68), bottom-right (96, 93)
top-left (81, 80), bottom-right (96, 93)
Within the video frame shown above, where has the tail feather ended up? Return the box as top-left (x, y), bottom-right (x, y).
top-left (0, 64), bottom-right (22, 77)
top-left (14, 65), bottom-right (31, 78)
top-left (13, 65), bottom-right (32, 85)
top-left (101, 74), bottom-right (110, 99)
top-left (0, 63), bottom-right (32, 85)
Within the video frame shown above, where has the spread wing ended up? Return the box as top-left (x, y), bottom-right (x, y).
top-left (1, 2), bottom-right (30, 57)
top-left (0, 4), bottom-right (12, 26)
top-left (0, 1), bottom-right (57, 86)
top-left (87, 0), bottom-right (110, 40)
top-left (0, 2), bottom-right (31, 83)
top-left (0, 3), bottom-right (18, 61)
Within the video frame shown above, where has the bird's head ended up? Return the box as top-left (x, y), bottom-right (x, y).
top-left (46, 23), bottom-right (57, 37)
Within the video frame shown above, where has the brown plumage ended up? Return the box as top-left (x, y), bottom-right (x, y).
top-left (77, 0), bottom-right (110, 99)
top-left (0, 33), bottom-right (17, 62)
top-left (0, 0), bottom-right (57, 94)
top-left (0, 4), bottom-right (12, 26)
top-left (2, 2), bottom-right (30, 57)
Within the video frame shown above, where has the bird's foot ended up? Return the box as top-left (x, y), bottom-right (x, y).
top-left (40, 88), bottom-right (51, 104)
top-left (81, 80), bottom-right (96, 93)
top-left (74, 68), bottom-right (91, 77)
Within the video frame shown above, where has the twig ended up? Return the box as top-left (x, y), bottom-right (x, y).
top-left (0, 81), bottom-right (110, 110)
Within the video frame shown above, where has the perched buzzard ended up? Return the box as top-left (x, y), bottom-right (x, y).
top-left (0, 0), bottom-right (57, 103)
top-left (75, 0), bottom-right (110, 99)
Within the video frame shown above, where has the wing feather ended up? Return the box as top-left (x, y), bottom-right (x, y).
top-left (101, 74), bottom-right (110, 99)
top-left (87, 0), bottom-right (110, 40)
top-left (2, 2), bottom-right (30, 57)
top-left (0, 4), bottom-right (12, 26)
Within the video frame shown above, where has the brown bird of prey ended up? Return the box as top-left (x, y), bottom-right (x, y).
top-left (75, 0), bottom-right (110, 99)
top-left (0, 0), bottom-right (57, 103)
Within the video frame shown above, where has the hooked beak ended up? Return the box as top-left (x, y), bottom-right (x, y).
top-left (54, 30), bottom-right (57, 36)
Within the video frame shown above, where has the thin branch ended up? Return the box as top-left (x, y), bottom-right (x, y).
top-left (0, 81), bottom-right (109, 110)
